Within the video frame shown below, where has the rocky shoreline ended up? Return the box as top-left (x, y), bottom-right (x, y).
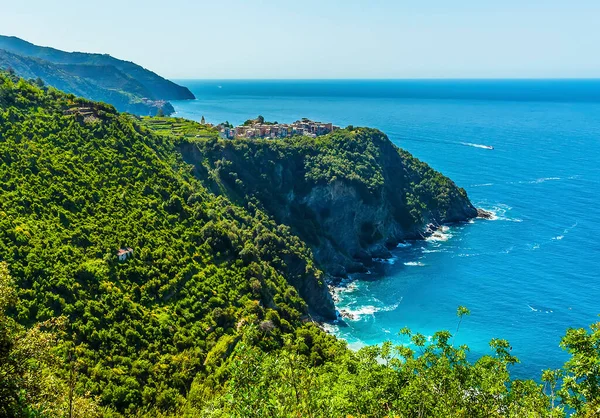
top-left (323, 207), bottom-right (495, 324)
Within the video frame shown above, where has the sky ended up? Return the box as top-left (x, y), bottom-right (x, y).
top-left (0, 0), bottom-right (598, 79)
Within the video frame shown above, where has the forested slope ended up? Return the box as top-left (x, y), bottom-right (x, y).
top-left (2, 74), bottom-right (599, 418)
top-left (0, 72), bottom-right (335, 415)
top-left (179, 129), bottom-right (477, 275)
top-left (0, 35), bottom-right (194, 101)
top-left (0, 35), bottom-right (195, 115)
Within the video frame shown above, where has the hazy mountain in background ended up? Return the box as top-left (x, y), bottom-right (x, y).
top-left (0, 35), bottom-right (194, 115)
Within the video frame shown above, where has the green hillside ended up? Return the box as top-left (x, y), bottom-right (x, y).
top-left (0, 35), bottom-right (195, 115)
top-left (0, 72), bottom-right (335, 415)
top-left (179, 129), bottom-right (477, 275)
top-left (1, 73), bottom-right (599, 417)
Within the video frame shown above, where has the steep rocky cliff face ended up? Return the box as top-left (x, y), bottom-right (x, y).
top-left (179, 128), bottom-right (477, 278)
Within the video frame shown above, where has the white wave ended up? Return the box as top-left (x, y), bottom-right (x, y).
top-left (461, 142), bottom-right (494, 150)
top-left (396, 242), bottom-right (412, 248)
top-left (381, 302), bottom-right (401, 312)
top-left (480, 204), bottom-right (522, 223)
top-left (350, 306), bottom-right (378, 316)
top-left (321, 322), bottom-right (338, 334)
top-left (374, 256), bottom-right (398, 265)
top-left (552, 235), bottom-right (564, 241)
top-left (404, 261), bottom-right (426, 266)
top-left (335, 282), bottom-right (358, 294)
top-left (422, 248), bottom-right (443, 253)
top-left (426, 230), bottom-right (452, 242)
top-left (471, 183), bottom-right (494, 187)
top-left (341, 302), bottom-right (401, 321)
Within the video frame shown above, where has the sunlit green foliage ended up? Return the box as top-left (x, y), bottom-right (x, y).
top-left (177, 127), bottom-right (474, 244)
top-left (3, 73), bottom-right (600, 417)
top-left (191, 327), bottom-right (562, 418)
top-left (0, 72), bottom-right (331, 414)
top-left (137, 116), bottom-right (219, 142)
top-left (0, 262), bottom-right (103, 417)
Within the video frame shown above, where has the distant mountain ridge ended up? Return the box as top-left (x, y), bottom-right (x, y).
top-left (0, 35), bottom-right (195, 115)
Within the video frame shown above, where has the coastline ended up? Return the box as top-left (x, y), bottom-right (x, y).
top-left (322, 209), bottom-right (493, 326)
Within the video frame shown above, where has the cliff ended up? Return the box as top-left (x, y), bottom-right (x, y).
top-left (0, 35), bottom-right (195, 115)
top-left (179, 128), bottom-right (478, 277)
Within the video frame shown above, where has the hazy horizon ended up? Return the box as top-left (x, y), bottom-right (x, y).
top-left (1, 0), bottom-right (599, 79)
top-left (171, 77), bottom-right (600, 80)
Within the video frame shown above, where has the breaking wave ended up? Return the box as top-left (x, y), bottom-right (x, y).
top-left (426, 226), bottom-right (453, 242)
top-left (340, 301), bottom-right (401, 321)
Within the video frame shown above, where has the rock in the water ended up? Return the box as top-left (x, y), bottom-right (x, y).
top-left (477, 208), bottom-right (494, 219)
top-left (340, 310), bottom-right (356, 321)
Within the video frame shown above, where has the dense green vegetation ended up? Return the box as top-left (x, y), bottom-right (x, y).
top-left (174, 128), bottom-right (476, 276)
top-left (0, 72), bottom-right (333, 415)
top-left (0, 35), bottom-right (195, 115)
top-left (185, 127), bottom-right (473, 224)
top-left (2, 73), bottom-right (600, 417)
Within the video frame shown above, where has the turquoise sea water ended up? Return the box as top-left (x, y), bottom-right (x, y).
top-left (172, 80), bottom-right (600, 379)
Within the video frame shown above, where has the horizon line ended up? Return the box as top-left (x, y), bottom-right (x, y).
top-left (171, 77), bottom-right (600, 81)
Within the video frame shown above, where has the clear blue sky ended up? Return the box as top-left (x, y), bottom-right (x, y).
top-left (0, 0), bottom-right (598, 79)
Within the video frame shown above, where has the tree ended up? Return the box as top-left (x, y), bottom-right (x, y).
top-left (558, 321), bottom-right (600, 415)
top-left (456, 305), bottom-right (471, 335)
top-left (156, 107), bottom-right (165, 117)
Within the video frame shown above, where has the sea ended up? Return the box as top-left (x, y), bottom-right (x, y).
top-left (172, 79), bottom-right (600, 380)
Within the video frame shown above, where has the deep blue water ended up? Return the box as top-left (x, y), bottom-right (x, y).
top-left (172, 80), bottom-right (600, 379)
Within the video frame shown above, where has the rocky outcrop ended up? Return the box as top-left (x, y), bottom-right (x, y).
top-left (179, 128), bottom-right (478, 313)
top-left (477, 208), bottom-right (494, 219)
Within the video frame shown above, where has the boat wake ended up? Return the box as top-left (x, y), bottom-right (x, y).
top-left (518, 177), bottom-right (562, 185)
top-left (528, 304), bottom-right (554, 314)
top-left (461, 142), bottom-right (494, 150)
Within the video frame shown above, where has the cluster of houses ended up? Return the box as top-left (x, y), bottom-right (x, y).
top-left (218, 118), bottom-right (338, 139)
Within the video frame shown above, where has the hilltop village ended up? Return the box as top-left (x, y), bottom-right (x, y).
top-left (217, 116), bottom-right (338, 139)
